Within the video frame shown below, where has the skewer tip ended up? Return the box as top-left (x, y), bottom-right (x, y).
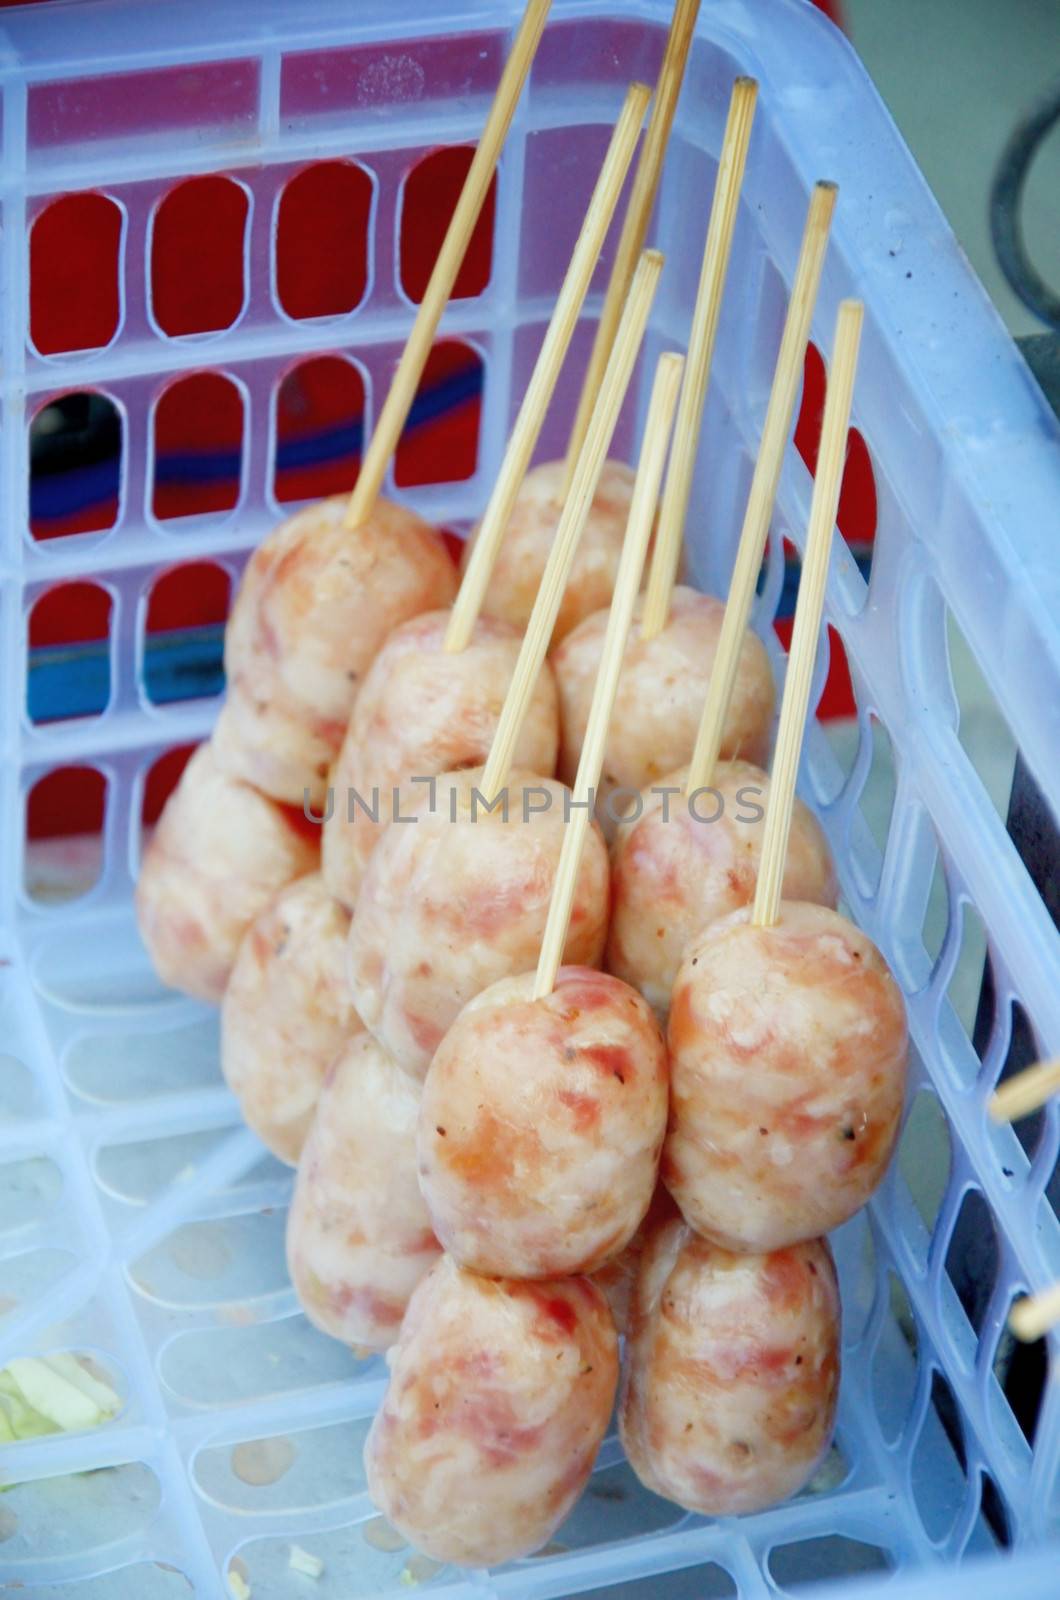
top-left (1009, 1290), bottom-right (1060, 1344)
top-left (987, 1058), bottom-right (1060, 1125)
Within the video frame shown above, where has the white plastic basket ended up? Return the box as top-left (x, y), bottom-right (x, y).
top-left (3, 1), bottom-right (1060, 1596)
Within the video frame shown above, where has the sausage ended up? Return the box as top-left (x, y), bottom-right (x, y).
top-left (665, 901), bottom-right (908, 1250)
top-left (551, 587), bottom-right (774, 833)
top-left (214, 495), bottom-right (457, 808)
top-left (607, 760), bottom-right (837, 1016)
top-left (589, 1183), bottom-right (679, 1337)
top-left (364, 1255), bottom-right (618, 1565)
top-left (461, 459), bottom-right (636, 648)
top-left (418, 966), bottom-right (668, 1278)
top-left (221, 873), bottom-right (362, 1164)
top-left (135, 742), bottom-right (318, 1003)
top-left (286, 1033), bottom-right (440, 1351)
top-left (620, 1218), bottom-right (839, 1515)
top-left (347, 769), bottom-right (610, 1079)
top-left (322, 609), bottom-right (558, 909)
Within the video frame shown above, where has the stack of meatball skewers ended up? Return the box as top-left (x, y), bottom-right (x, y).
top-left (361, 299), bottom-right (906, 1563)
top-left (220, 73), bottom-right (654, 1162)
top-left (289, 241), bottom-right (670, 1355)
top-left (135, 0), bottom-right (911, 1569)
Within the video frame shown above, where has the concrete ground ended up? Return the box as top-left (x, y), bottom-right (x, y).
top-left (843, 0), bottom-right (1060, 340)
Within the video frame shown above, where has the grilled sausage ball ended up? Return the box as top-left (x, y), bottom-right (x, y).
top-left (136, 741), bottom-right (318, 1003)
top-left (590, 1184), bottom-right (680, 1337)
top-left (221, 873), bottom-right (361, 1163)
top-left (462, 459), bottom-right (636, 648)
top-left (286, 1033), bottom-right (440, 1351)
top-left (322, 609), bottom-right (558, 908)
top-left (364, 1255), bottom-right (618, 1565)
top-left (214, 495), bottom-right (456, 808)
top-left (552, 587), bottom-right (774, 833)
top-left (348, 769), bottom-right (610, 1080)
top-left (418, 967), bottom-right (668, 1278)
top-left (607, 760), bottom-right (836, 1015)
top-left (665, 901), bottom-right (908, 1251)
top-left (620, 1219), bottom-right (840, 1515)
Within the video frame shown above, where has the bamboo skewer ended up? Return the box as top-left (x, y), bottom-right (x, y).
top-left (752, 298), bottom-right (864, 930)
top-left (640, 75), bottom-right (758, 641)
top-left (989, 1059), bottom-right (1060, 1124)
top-left (479, 250), bottom-right (664, 803)
top-left (535, 351), bottom-right (685, 999)
top-left (685, 180), bottom-right (837, 795)
top-left (561, 0), bottom-right (700, 490)
top-left (1010, 1283), bottom-right (1060, 1344)
top-left (992, 1057), bottom-right (1060, 1339)
top-left (345, 0), bottom-right (551, 530)
top-left (444, 81), bottom-right (651, 654)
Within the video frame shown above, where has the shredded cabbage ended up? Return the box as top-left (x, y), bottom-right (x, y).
top-left (0, 1354), bottom-right (120, 1444)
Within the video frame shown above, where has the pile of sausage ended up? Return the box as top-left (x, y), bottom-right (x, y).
top-left (136, 456), bottom-right (908, 1567)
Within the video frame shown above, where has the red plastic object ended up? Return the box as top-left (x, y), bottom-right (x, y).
top-left (29, 391), bottom-right (122, 542)
top-left (30, 193), bottom-right (122, 354)
top-left (29, 581), bottom-right (112, 649)
top-left (400, 147), bottom-right (496, 304)
top-left (274, 355), bottom-right (365, 504)
top-left (393, 340), bottom-right (484, 488)
top-left (837, 427), bottom-right (877, 550)
top-left (276, 161), bottom-right (373, 319)
top-left (794, 343), bottom-right (878, 552)
top-left (146, 563), bottom-right (231, 634)
top-left (153, 372), bottom-right (243, 519)
top-left (151, 175), bottom-right (248, 336)
top-left (26, 765), bottom-right (107, 841)
top-left (789, 337), bottom-right (876, 721)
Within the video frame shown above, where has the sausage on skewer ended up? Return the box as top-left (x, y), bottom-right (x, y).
top-left (135, 742), bottom-right (318, 1002)
top-left (620, 1217), bottom-right (840, 1513)
top-left (607, 758), bottom-right (836, 1016)
top-left (417, 353), bottom-right (684, 1275)
top-left (221, 873), bottom-right (361, 1163)
top-left (364, 1257), bottom-right (618, 1564)
top-left (286, 1033), bottom-right (441, 1351)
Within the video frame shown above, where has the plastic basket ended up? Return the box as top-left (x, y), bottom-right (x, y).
top-left (3, 0), bottom-right (1060, 1596)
